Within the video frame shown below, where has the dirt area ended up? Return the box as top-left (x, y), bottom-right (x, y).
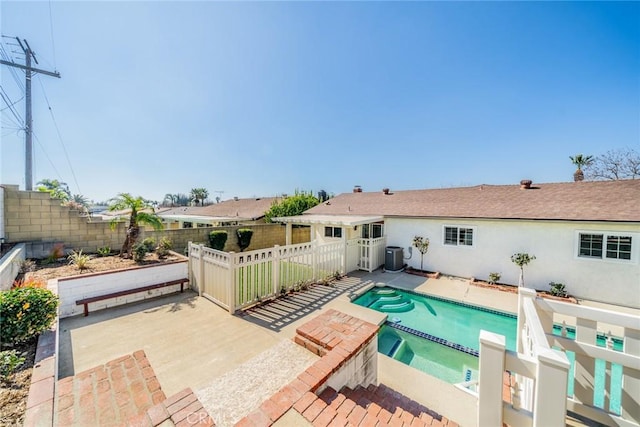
top-left (0, 339), bottom-right (37, 427)
top-left (24, 252), bottom-right (184, 283)
top-left (1, 251), bottom-right (183, 425)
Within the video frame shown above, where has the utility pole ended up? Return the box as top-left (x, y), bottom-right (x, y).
top-left (0, 37), bottom-right (60, 190)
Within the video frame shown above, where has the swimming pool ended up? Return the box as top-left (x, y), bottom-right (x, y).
top-left (353, 286), bottom-right (518, 352)
top-left (353, 286), bottom-right (624, 414)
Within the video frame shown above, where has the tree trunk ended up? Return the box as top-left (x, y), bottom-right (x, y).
top-left (573, 168), bottom-right (584, 182)
top-left (519, 268), bottom-right (524, 287)
top-left (120, 226), bottom-right (140, 258)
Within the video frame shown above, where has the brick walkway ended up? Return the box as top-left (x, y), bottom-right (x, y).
top-left (56, 350), bottom-right (214, 426)
top-left (237, 309), bottom-right (461, 427)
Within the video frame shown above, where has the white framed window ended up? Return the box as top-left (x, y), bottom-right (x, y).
top-left (577, 231), bottom-right (633, 262)
top-left (324, 226), bottom-right (342, 238)
top-left (443, 226), bottom-right (474, 246)
top-left (361, 223), bottom-right (383, 239)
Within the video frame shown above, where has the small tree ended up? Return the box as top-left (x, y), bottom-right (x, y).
top-left (236, 229), bottom-right (253, 252)
top-left (108, 193), bottom-right (163, 258)
top-left (511, 252), bottom-right (536, 287)
top-left (208, 230), bottom-right (228, 251)
top-left (584, 148), bottom-right (640, 180)
top-left (412, 236), bottom-right (430, 272)
top-left (264, 191), bottom-right (320, 223)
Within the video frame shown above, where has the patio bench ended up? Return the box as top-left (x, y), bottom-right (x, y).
top-left (76, 278), bottom-right (189, 316)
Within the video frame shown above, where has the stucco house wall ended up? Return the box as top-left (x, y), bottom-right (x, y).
top-left (385, 217), bottom-right (640, 308)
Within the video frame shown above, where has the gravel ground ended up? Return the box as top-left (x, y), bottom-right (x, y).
top-left (196, 339), bottom-right (318, 426)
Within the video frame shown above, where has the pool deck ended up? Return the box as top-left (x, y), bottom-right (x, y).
top-left (57, 269), bottom-right (637, 426)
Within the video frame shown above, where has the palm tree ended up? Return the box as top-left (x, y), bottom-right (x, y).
top-left (190, 188), bottom-right (209, 206)
top-left (570, 154), bottom-right (594, 182)
top-left (163, 193), bottom-right (178, 207)
top-left (108, 193), bottom-right (163, 258)
top-left (71, 194), bottom-right (90, 208)
top-left (36, 179), bottom-right (71, 201)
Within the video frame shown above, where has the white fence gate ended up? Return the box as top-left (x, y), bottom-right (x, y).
top-left (189, 241), bottom-right (345, 313)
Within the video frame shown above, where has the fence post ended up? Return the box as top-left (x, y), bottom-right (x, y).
top-left (533, 348), bottom-right (569, 427)
top-left (622, 327), bottom-right (640, 423)
top-left (197, 244), bottom-right (204, 297)
top-left (517, 287), bottom-right (537, 354)
top-left (311, 241), bottom-right (318, 281)
top-left (187, 241), bottom-right (193, 293)
top-left (273, 245), bottom-right (281, 295)
top-left (228, 252), bottom-right (236, 314)
top-left (478, 330), bottom-right (505, 427)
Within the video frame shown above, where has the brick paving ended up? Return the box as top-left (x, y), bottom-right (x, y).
top-left (56, 350), bottom-right (214, 426)
top-left (237, 309), bottom-right (461, 427)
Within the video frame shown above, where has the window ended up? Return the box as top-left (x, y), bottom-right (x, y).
top-left (579, 234), bottom-right (603, 258)
top-left (444, 226), bottom-right (474, 246)
top-left (361, 223), bottom-right (383, 239)
top-left (324, 226), bottom-right (342, 238)
top-left (578, 233), bottom-right (632, 261)
top-left (606, 235), bottom-right (632, 260)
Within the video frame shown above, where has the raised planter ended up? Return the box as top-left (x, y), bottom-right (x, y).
top-left (0, 242), bottom-right (25, 291)
top-left (57, 259), bottom-right (189, 318)
top-left (405, 267), bottom-right (441, 279)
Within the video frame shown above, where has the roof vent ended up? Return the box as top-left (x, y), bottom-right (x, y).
top-left (353, 185), bottom-right (362, 193)
top-left (234, 196), bottom-right (239, 201)
top-left (520, 180), bottom-right (533, 190)
top-left (382, 188), bottom-right (390, 195)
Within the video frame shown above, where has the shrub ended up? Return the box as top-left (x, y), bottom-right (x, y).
top-left (488, 272), bottom-right (501, 285)
top-left (0, 350), bottom-right (25, 382)
top-left (549, 282), bottom-right (568, 297)
top-left (141, 237), bottom-right (156, 252)
top-left (132, 243), bottom-right (148, 262)
top-left (97, 246), bottom-right (111, 257)
top-left (45, 243), bottom-right (65, 264)
top-left (208, 230), bottom-right (228, 251)
top-left (18, 259), bottom-right (36, 274)
top-left (236, 229), bottom-right (253, 252)
top-left (68, 250), bottom-right (90, 271)
top-left (12, 278), bottom-right (46, 289)
top-left (156, 237), bottom-right (173, 259)
top-left (0, 287), bottom-right (58, 344)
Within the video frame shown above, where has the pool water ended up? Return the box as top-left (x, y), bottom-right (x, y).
top-left (353, 287), bottom-right (518, 352)
top-left (354, 286), bottom-right (624, 414)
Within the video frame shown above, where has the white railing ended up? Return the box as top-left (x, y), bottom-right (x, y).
top-left (356, 237), bottom-right (386, 272)
top-left (476, 287), bottom-right (640, 427)
top-left (477, 287), bottom-right (571, 427)
top-left (188, 241), bottom-right (345, 313)
top-left (537, 297), bottom-right (640, 427)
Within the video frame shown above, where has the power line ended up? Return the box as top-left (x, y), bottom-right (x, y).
top-left (33, 132), bottom-right (65, 184)
top-left (0, 85), bottom-right (23, 126)
top-left (37, 76), bottom-right (82, 195)
top-left (48, 0), bottom-right (57, 69)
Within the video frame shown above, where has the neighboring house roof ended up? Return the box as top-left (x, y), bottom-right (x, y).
top-left (159, 197), bottom-right (281, 221)
top-left (274, 214), bottom-right (384, 227)
top-left (304, 180), bottom-right (640, 222)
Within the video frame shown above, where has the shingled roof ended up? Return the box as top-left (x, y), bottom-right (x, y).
top-left (161, 197), bottom-right (280, 220)
top-left (305, 180), bottom-right (640, 222)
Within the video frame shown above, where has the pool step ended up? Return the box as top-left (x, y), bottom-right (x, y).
top-left (371, 288), bottom-right (398, 296)
top-left (371, 300), bottom-right (415, 313)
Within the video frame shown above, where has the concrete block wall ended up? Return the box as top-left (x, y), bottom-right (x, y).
top-left (140, 223), bottom-right (310, 254)
top-left (3, 185), bottom-right (124, 258)
top-left (2, 185), bottom-right (310, 258)
top-left (0, 186), bottom-right (5, 240)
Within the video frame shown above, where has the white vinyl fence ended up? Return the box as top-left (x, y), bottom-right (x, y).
top-left (469, 287), bottom-right (640, 427)
top-left (189, 241), bottom-right (345, 313)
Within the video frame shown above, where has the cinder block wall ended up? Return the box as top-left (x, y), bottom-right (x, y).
top-left (2, 185), bottom-right (310, 257)
top-left (141, 224), bottom-right (310, 253)
top-left (3, 185), bottom-right (124, 258)
top-left (0, 186), bottom-right (5, 240)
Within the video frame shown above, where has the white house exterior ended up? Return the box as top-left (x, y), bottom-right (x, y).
top-left (280, 180), bottom-right (640, 308)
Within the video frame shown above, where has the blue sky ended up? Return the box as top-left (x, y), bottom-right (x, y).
top-left (1, 1), bottom-right (638, 203)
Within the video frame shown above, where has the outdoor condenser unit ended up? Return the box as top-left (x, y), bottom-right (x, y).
top-left (385, 246), bottom-right (404, 272)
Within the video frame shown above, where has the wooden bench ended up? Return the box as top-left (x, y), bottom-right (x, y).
top-left (76, 278), bottom-right (189, 316)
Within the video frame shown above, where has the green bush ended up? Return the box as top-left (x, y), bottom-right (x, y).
top-left (0, 287), bottom-right (58, 344)
top-left (97, 246), bottom-right (111, 257)
top-left (236, 229), bottom-right (253, 252)
top-left (156, 237), bottom-right (173, 258)
top-left (132, 243), bottom-right (148, 262)
top-left (208, 231), bottom-right (228, 251)
top-left (68, 249), bottom-right (90, 271)
top-left (0, 350), bottom-right (26, 382)
top-left (141, 237), bottom-right (156, 252)
top-left (549, 282), bottom-right (568, 297)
